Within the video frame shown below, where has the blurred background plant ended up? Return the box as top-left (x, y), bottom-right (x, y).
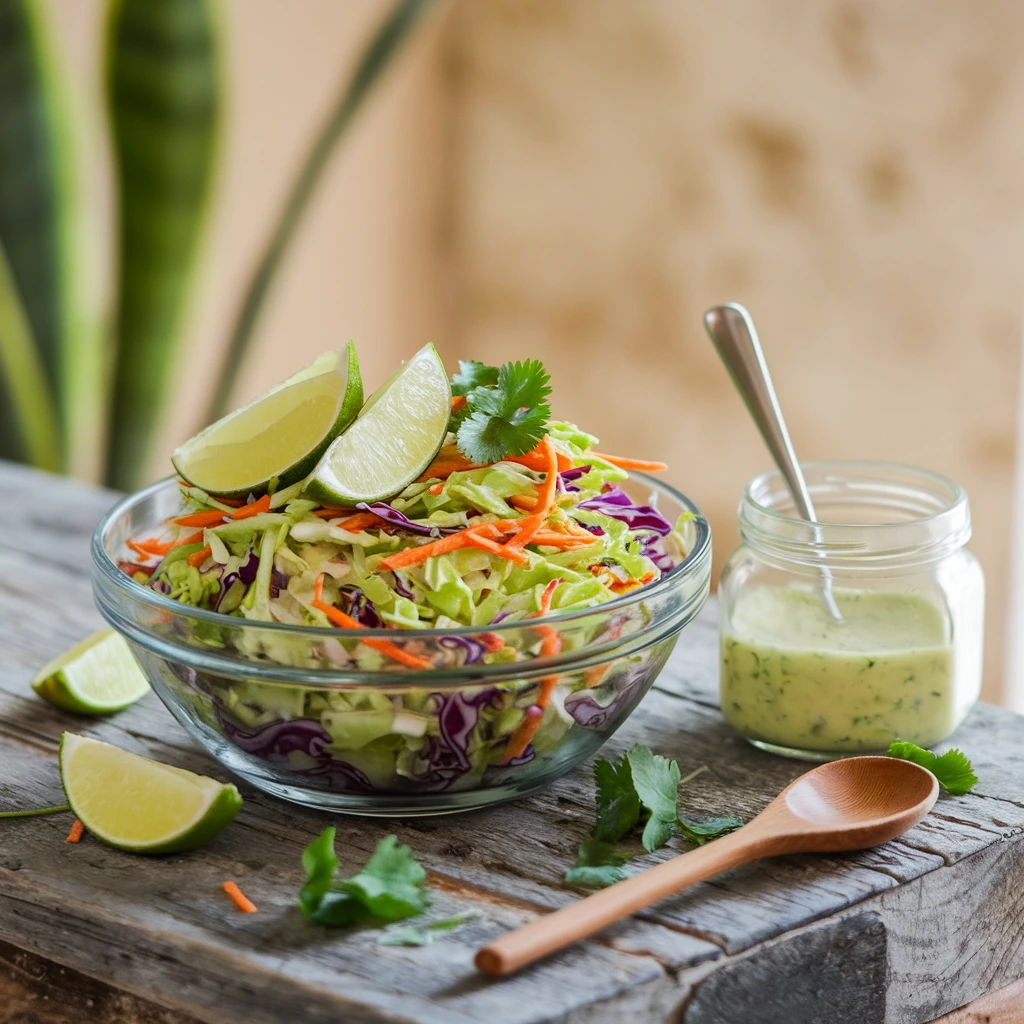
top-left (0, 0), bottom-right (432, 489)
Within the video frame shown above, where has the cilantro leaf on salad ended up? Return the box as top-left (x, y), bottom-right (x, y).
top-left (450, 360), bottom-right (499, 397)
top-left (454, 359), bottom-right (551, 463)
top-left (299, 829), bottom-right (429, 928)
top-left (887, 742), bottom-right (978, 795)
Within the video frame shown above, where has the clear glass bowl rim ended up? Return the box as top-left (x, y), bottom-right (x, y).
top-left (93, 470), bottom-right (711, 640)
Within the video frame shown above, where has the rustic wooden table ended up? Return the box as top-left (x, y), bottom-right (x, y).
top-left (2, 461), bottom-right (1023, 1024)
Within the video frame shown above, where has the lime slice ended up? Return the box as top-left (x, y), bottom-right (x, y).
top-left (32, 629), bottom-right (151, 715)
top-left (306, 343), bottom-right (451, 505)
top-left (60, 733), bottom-right (242, 854)
top-left (172, 341), bottom-right (363, 497)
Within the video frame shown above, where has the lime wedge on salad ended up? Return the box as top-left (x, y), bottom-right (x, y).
top-left (32, 629), bottom-right (151, 715)
top-left (172, 341), bottom-right (363, 497)
top-left (60, 733), bottom-right (242, 854)
top-left (306, 343), bottom-right (451, 505)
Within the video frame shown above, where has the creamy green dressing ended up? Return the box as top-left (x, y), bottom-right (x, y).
top-left (721, 586), bottom-right (955, 753)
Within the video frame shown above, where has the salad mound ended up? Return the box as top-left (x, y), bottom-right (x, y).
top-left (117, 350), bottom-right (697, 795)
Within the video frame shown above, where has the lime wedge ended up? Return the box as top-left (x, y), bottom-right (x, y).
top-left (172, 341), bottom-right (363, 497)
top-left (306, 343), bottom-right (451, 505)
top-left (32, 629), bottom-right (151, 715)
top-left (60, 733), bottom-right (242, 854)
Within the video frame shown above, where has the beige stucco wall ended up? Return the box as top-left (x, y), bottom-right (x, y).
top-left (49, 0), bottom-right (1020, 704)
top-left (447, 0), bottom-right (1023, 703)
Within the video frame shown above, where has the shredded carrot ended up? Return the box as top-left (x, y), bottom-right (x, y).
top-left (172, 529), bottom-right (206, 549)
top-left (379, 532), bottom-right (471, 571)
top-left (590, 452), bottom-right (668, 472)
top-left (429, 482), bottom-right (444, 496)
top-left (501, 705), bottom-right (544, 764)
top-left (230, 494), bottom-right (272, 520)
top-left (187, 544), bottom-right (212, 568)
top-left (66, 819), bottom-right (84, 843)
top-left (479, 632), bottom-right (505, 652)
top-left (133, 537), bottom-right (173, 556)
top-left (213, 496), bottom-right (245, 508)
top-left (531, 532), bottom-right (597, 549)
top-left (463, 532), bottom-right (529, 564)
top-left (505, 440), bottom-right (572, 473)
top-left (222, 880), bottom-right (257, 913)
top-left (536, 578), bottom-right (560, 617)
top-left (173, 509), bottom-right (227, 528)
top-left (508, 494), bottom-right (537, 511)
top-left (126, 539), bottom-right (157, 560)
top-left (451, 395), bottom-right (467, 413)
top-left (417, 448), bottom-right (480, 482)
top-left (337, 511), bottom-right (384, 532)
top-left (312, 574), bottom-right (432, 670)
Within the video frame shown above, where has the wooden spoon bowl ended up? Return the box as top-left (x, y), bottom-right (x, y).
top-left (476, 756), bottom-right (939, 976)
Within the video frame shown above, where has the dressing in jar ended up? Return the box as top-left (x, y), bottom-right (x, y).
top-left (718, 462), bottom-right (984, 759)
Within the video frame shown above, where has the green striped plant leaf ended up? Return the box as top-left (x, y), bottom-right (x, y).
top-left (105, 0), bottom-right (221, 489)
top-left (0, 238), bottom-right (60, 470)
top-left (0, 0), bottom-right (74, 469)
top-left (204, 0), bottom-right (435, 424)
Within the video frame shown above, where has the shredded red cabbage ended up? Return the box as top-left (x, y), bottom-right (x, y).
top-left (356, 502), bottom-right (460, 537)
top-left (575, 486), bottom-right (673, 535)
top-left (438, 635), bottom-right (486, 665)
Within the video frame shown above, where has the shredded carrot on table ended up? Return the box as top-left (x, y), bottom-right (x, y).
top-left (590, 452), bottom-right (668, 472)
top-left (222, 880), bottom-right (257, 913)
top-left (312, 574), bottom-right (432, 670)
top-left (66, 819), bottom-right (84, 843)
top-left (173, 509), bottom-right (227, 528)
top-left (187, 544), bottom-right (212, 568)
top-left (230, 494), bottom-right (271, 520)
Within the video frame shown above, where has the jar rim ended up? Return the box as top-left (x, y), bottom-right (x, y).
top-left (739, 460), bottom-right (971, 570)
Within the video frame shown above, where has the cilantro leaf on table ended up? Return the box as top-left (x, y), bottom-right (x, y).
top-left (564, 841), bottom-right (633, 890)
top-left (593, 754), bottom-right (641, 843)
top-left (677, 815), bottom-right (744, 846)
top-left (299, 829), bottom-right (429, 928)
top-left (378, 912), bottom-right (478, 947)
top-left (454, 359), bottom-right (551, 463)
top-left (887, 742), bottom-right (978, 795)
top-left (627, 745), bottom-right (682, 852)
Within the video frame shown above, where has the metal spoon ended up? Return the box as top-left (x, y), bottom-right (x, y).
top-left (476, 756), bottom-right (937, 975)
top-left (702, 303), bottom-right (841, 620)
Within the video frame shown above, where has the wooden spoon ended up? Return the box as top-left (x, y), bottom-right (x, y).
top-left (475, 756), bottom-right (938, 976)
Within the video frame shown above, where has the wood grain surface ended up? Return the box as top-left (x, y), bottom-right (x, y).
top-left (0, 461), bottom-right (1022, 1023)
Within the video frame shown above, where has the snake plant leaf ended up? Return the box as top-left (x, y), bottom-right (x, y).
top-left (0, 0), bottom-right (72, 469)
top-left (0, 239), bottom-right (60, 470)
top-left (204, 0), bottom-right (435, 424)
top-left (106, 0), bottom-right (221, 489)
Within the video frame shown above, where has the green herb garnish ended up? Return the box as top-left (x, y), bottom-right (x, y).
top-left (450, 359), bottom-right (551, 464)
top-left (566, 745), bottom-right (742, 889)
top-left (299, 828), bottom-right (429, 927)
top-left (887, 741), bottom-right (978, 795)
top-left (377, 912), bottom-right (478, 947)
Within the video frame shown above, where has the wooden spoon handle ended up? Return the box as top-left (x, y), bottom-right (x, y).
top-left (476, 829), bottom-right (765, 976)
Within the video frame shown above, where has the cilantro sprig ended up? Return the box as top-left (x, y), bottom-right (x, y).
top-left (887, 741), bottom-right (978, 795)
top-left (566, 744), bottom-right (743, 889)
top-left (450, 359), bottom-right (551, 464)
top-left (299, 828), bottom-right (429, 927)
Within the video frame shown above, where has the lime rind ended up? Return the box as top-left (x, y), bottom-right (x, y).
top-left (172, 341), bottom-right (363, 497)
top-left (59, 733), bottom-right (242, 854)
top-left (32, 629), bottom-right (151, 715)
top-left (305, 343), bottom-right (451, 506)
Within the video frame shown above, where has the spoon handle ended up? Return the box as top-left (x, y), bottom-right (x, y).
top-left (703, 303), bottom-right (841, 620)
top-left (702, 304), bottom-right (818, 522)
top-left (475, 828), bottom-right (771, 976)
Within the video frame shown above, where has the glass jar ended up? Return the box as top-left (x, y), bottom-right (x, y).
top-left (718, 462), bottom-right (984, 760)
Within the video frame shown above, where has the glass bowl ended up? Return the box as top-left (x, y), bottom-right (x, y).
top-left (92, 475), bottom-right (712, 815)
